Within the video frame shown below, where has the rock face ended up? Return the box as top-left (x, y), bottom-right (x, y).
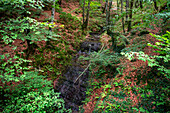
top-left (80, 41), bottom-right (101, 52)
top-left (80, 32), bottom-right (102, 52)
top-left (114, 35), bottom-right (129, 53)
top-left (54, 31), bottom-right (102, 112)
top-left (54, 66), bottom-right (89, 112)
top-left (107, 31), bottom-right (129, 53)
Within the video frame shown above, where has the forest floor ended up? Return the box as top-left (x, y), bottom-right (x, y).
top-left (0, 0), bottom-right (161, 112)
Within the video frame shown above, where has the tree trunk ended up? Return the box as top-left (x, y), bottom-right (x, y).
top-left (102, 1), bottom-right (107, 13)
top-left (85, 0), bottom-right (91, 28)
top-left (128, 0), bottom-right (134, 32)
top-left (126, 0), bottom-right (129, 22)
top-left (140, 0), bottom-right (143, 9)
top-left (58, 0), bottom-right (62, 6)
top-left (106, 0), bottom-right (112, 32)
top-left (25, 39), bottom-right (38, 60)
top-left (117, 0), bottom-right (119, 13)
top-left (153, 0), bottom-right (158, 11)
top-left (106, 0), bottom-right (109, 29)
top-left (46, 0), bottom-right (55, 48)
top-left (82, 0), bottom-right (91, 30)
top-left (108, 1), bottom-right (112, 25)
top-left (83, 0), bottom-right (85, 24)
top-left (135, 0), bottom-right (139, 8)
top-left (121, 0), bottom-right (125, 33)
top-left (49, 0), bottom-right (55, 31)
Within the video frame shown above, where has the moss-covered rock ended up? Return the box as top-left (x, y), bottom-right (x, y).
top-left (114, 35), bottom-right (129, 53)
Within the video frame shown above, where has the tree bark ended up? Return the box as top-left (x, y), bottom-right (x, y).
top-left (106, 0), bottom-right (109, 28)
top-left (46, 0), bottom-right (55, 48)
top-left (135, 0), bottom-right (139, 8)
top-left (102, 1), bottom-right (107, 13)
top-left (128, 0), bottom-right (134, 32)
top-left (82, 0), bottom-right (91, 30)
top-left (117, 0), bottom-right (119, 13)
top-left (153, 0), bottom-right (158, 11)
top-left (85, 0), bottom-right (91, 27)
top-left (82, 0), bottom-right (85, 24)
top-left (108, 1), bottom-right (112, 25)
top-left (49, 0), bottom-right (55, 31)
top-left (126, 0), bottom-right (129, 22)
top-left (121, 0), bottom-right (125, 33)
top-left (140, 0), bottom-right (143, 9)
top-left (58, 0), bottom-right (62, 6)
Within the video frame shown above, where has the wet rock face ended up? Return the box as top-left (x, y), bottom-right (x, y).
top-left (54, 31), bottom-right (102, 112)
top-left (80, 41), bottom-right (101, 52)
top-left (54, 66), bottom-right (89, 112)
top-left (80, 32), bottom-right (102, 52)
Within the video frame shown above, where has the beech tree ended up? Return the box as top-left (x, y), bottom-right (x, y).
top-left (127, 0), bottom-right (134, 31)
top-left (82, 0), bottom-right (91, 30)
top-left (121, 0), bottom-right (125, 33)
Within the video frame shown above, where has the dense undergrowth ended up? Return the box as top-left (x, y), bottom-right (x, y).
top-left (0, 0), bottom-right (169, 112)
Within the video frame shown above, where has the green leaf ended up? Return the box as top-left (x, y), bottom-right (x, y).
top-left (139, 107), bottom-right (146, 112)
top-left (35, 31), bottom-right (41, 34)
top-left (132, 107), bottom-right (139, 111)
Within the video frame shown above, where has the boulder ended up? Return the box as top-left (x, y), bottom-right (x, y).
top-left (80, 41), bottom-right (101, 52)
top-left (114, 35), bottom-right (129, 53)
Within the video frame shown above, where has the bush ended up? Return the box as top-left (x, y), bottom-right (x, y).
top-left (1, 71), bottom-right (71, 113)
top-left (121, 32), bottom-right (170, 112)
top-left (0, 54), bottom-right (70, 112)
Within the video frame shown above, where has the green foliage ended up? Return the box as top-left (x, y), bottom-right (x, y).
top-left (93, 80), bottom-right (133, 113)
top-left (122, 32), bottom-right (170, 78)
top-left (131, 1), bottom-right (169, 34)
top-left (0, 0), bottom-right (54, 20)
top-left (33, 43), bottom-right (73, 77)
top-left (0, 17), bottom-right (59, 44)
top-left (121, 32), bottom-right (170, 112)
top-left (0, 54), bottom-right (69, 112)
top-left (79, 49), bottom-right (121, 79)
top-left (59, 12), bottom-right (80, 29)
top-left (0, 1), bottom-right (71, 112)
top-left (0, 53), bottom-right (31, 83)
top-left (4, 90), bottom-right (67, 113)
top-left (148, 31), bottom-right (170, 55)
top-left (134, 77), bottom-right (170, 113)
top-left (1, 71), bottom-right (70, 113)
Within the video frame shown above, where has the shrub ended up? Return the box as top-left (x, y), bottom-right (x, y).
top-left (1, 71), bottom-right (71, 113)
top-left (121, 32), bottom-right (170, 112)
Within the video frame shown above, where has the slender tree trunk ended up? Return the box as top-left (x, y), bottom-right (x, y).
top-left (49, 0), bottom-right (55, 31)
top-left (108, 0), bottom-right (112, 25)
top-left (46, 0), bottom-right (55, 47)
top-left (58, 0), bottom-right (62, 6)
top-left (83, 0), bottom-right (91, 29)
top-left (106, 0), bottom-right (109, 29)
top-left (128, 0), bottom-right (134, 32)
top-left (85, 0), bottom-right (91, 27)
top-left (140, 0), bottom-right (143, 9)
top-left (135, 0), bottom-right (139, 8)
top-left (121, 0), bottom-right (125, 33)
top-left (126, 0), bottom-right (129, 22)
top-left (106, 0), bottom-right (112, 32)
top-left (103, 1), bottom-right (107, 13)
top-left (153, 0), bottom-right (158, 11)
top-left (83, 0), bottom-right (85, 24)
top-left (117, 0), bottom-right (119, 13)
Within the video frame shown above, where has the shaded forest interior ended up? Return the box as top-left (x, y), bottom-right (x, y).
top-left (0, 0), bottom-right (169, 112)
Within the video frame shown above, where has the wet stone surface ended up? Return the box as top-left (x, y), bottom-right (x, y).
top-left (54, 66), bottom-right (89, 112)
top-left (80, 41), bottom-right (101, 52)
top-left (54, 32), bottom-right (102, 112)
